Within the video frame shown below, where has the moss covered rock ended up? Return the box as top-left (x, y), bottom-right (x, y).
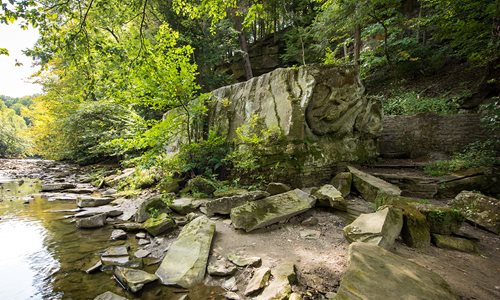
top-left (432, 234), bottom-right (479, 253)
top-left (142, 213), bottom-right (175, 236)
top-left (184, 177), bottom-right (217, 197)
top-left (313, 184), bottom-right (346, 211)
top-left (449, 191), bottom-right (499, 234)
top-left (417, 204), bottom-right (464, 235)
top-left (348, 166), bottom-right (401, 202)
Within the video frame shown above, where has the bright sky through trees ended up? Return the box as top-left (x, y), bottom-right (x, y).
top-left (0, 23), bottom-right (42, 97)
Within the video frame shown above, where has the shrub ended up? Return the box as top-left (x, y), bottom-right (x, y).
top-left (383, 91), bottom-right (459, 116)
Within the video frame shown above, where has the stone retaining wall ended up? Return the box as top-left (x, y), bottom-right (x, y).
top-left (379, 113), bottom-right (488, 158)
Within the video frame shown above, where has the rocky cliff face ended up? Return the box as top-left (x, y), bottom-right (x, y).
top-left (208, 65), bottom-right (382, 185)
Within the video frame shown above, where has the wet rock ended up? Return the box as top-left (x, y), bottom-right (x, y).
top-left (417, 204), bottom-right (464, 235)
top-left (255, 261), bottom-right (296, 300)
top-left (335, 242), bottom-right (458, 300)
top-left (76, 196), bottom-right (113, 208)
top-left (110, 229), bottom-right (127, 240)
top-left (230, 189), bottom-right (316, 232)
top-left (169, 197), bottom-right (200, 215)
top-left (432, 234), bottom-right (479, 253)
top-left (134, 249), bottom-right (151, 258)
top-left (101, 256), bottom-right (130, 267)
top-left (207, 257), bottom-right (238, 276)
top-left (205, 191), bottom-right (269, 216)
top-left (331, 172), bottom-right (352, 197)
top-left (450, 191), bottom-right (499, 234)
top-left (102, 245), bottom-right (129, 257)
top-left (114, 266), bottom-right (158, 293)
top-left (265, 182), bottom-right (291, 195)
top-left (114, 222), bottom-right (142, 232)
top-left (343, 207), bottom-right (403, 249)
top-left (85, 260), bottom-right (103, 274)
top-left (76, 213), bottom-right (107, 229)
top-left (41, 183), bottom-right (76, 192)
top-left (313, 184), bottom-right (346, 211)
top-left (134, 194), bottom-right (169, 223)
top-left (155, 216), bottom-right (216, 288)
top-left (142, 213), bottom-right (175, 236)
top-left (93, 291), bottom-right (127, 300)
top-left (348, 166), bottom-right (401, 202)
top-left (74, 206), bottom-right (123, 218)
top-left (138, 239), bottom-right (150, 246)
top-left (227, 254), bottom-right (261, 267)
top-left (244, 267), bottom-right (271, 296)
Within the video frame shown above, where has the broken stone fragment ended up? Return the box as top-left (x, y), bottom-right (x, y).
top-left (142, 213), bottom-right (175, 236)
top-left (330, 172), bottom-right (352, 197)
top-left (416, 204), bottom-right (464, 235)
top-left (93, 291), bottom-right (127, 300)
top-left (450, 190), bottom-right (499, 234)
top-left (155, 216), bottom-right (216, 288)
top-left (348, 166), bottom-right (401, 202)
top-left (255, 261), bottom-right (296, 300)
top-left (244, 267), bottom-right (271, 296)
top-left (343, 207), bottom-right (403, 249)
top-left (265, 182), bottom-right (291, 195)
top-left (313, 184), bottom-right (346, 211)
top-left (114, 266), bottom-right (158, 293)
top-left (432, 234), bottom-right (479, 253)
top-left (205, 190), bottom-right (269, 216)
top-left (207, 257), bottom-right (238, 276)
top-left (227, 254), bottom-right (261, 267)
top-left (230, 189), bottom-right (316, 232)
top-left (335, 242), bottom-right (458, 299)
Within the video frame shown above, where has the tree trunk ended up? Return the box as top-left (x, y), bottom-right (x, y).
top-left (354, 24), bottom-right (361, 68)
top-left (233, 12), bottom-right (253, 80)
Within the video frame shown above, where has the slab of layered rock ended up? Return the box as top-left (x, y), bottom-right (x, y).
top-left (255, 261), bottom-right (296, 300)
top-left (245, 267), bottom-right (271, 296)
top-left (41, 183), bottom-right (76, 192)
top-left (230, 189), bottom-right (316, 232)
top-left (417, 204), bottom-right (464, 235)
top-left (348, 166), bottom-right (401, 202)
top-left (76, 213), bottom-right (107, 229)
top-left (450, 191), bottom-right (499, 234)
top-left (343, 207), bottom-right (403, 249)
top-left (265, 182), bottom-right (291, 195)
top-left (76, 196), bottom-right (113, 208)
top-left (74, 206), bottom-right (123, 218)
top-left (169, 197), bottom-right (201, 215)
top-left (114, 266), bottom-right (158, 293)
top-left (134, 194), bottom-right (169, 223)
top-left (313, 184), bottom-right (346, 211)
top-left (205, 191), bottom-right (269, 216)
top-left (432, 234), bottom-right (479, 253)
top-left (335, 242), bottom-right (457, 300)
top-left (155, 216), bottom-right (215, 288)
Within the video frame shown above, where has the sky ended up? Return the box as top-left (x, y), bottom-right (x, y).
top-left (0, 23), bottom-right (43, 97)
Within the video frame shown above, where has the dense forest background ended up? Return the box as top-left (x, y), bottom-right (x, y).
top-left (0, 0), bottom-right (498, 185)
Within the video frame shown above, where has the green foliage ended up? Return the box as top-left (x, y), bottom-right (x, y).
top-left (0, 104), bottom-right (29, 157)
top-left (479, 98), bottom-right (500, 132)
top-left (382, 91), bottom-right (460, 116)
top-left (424, 141), bottom-right (498, 176)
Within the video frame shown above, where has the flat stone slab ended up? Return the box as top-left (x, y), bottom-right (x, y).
top-left (227, 254), bottom-right (261, 267)
top-left (230, 189), bottom-right (316, 232)
top-left (245, 267), bottom-right (271, 296)
top-left (76, 213), bottom-right (107, 229)
top-left (94, 291), bottom-right (127, 300)
top-left (77, 196), bottom-right (114, 208)
top-left (335, 242), bottom-right (458, 299)
top-left (74, 206), bottom-right (123, 218)
top-left (155, 216), bottom-right (216, 288)
top-left (432, 234), bottom-right (479, 253)
top-left (114, 266), bottom-right (158, 293)
top-left (205, 191), bottom-right (269, 216)
top-left (255, 261), bottom-right (296, 300)
top-left (169, 197), bottom-right (202, 215)
top-left (207, 257), bottom-right (238, 276)
top-left (348, 166), bottom-right (401, 202)
top-left (450, 190), bottom-right (499, 234)
top-left (343, 207), bottom-right (403, 249)
top-left (41, 183), bottom-right (76, 192)
top-left (102, 245), bottom-right (129, 257)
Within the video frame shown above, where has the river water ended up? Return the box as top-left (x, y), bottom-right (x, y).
top-left (0, 161), bottom-right (223, 300)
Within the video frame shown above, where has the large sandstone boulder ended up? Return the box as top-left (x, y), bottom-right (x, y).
top-left (205, 191), bottom-right (269, 216)
top-left (208, 65), bottom-right (381, 186)
top-left (348, 166), bottom-right (401, 202)
top-left (450, 191), bottom-right (499, 234)
top-left (230, 189), bottom-right (316, 232)
top-left (343, 207), bottom-right (403, 249)
top-left (155, 216), bottom-right (215, 288)
top-left (335, 242), bottom-right (457, 300)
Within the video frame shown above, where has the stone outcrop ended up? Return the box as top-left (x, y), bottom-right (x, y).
top-left (335, 243), bottom-right (458, 300)
top-left (155, 216), bottom-right (215, 288)
top-left (343, 207), bottom-right (403, 249)
top-left (230, 189), bottom-right (316, 232)
top-left (450, 191), bottom-right (499, 234)
top-left (208, 65), bottom-right (381, 186)
top-left (205, 191), bottom-right (269, 216)
top-left (348, 166), bottom-right (401, 202)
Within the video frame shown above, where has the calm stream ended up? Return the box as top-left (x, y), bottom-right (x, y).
top-left (0, 160), bottom-right (222, 300)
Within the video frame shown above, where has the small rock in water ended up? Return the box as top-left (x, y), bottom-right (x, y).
top-left (101, 256), bottom-right (130, 267)
top-left (76, 213), bottom-right (107, 229)
top-left (134, 249), bottom-right (151, 258)
top-left (114, 266), bottom-right (158, 293)
top-left (227, 254), bottom-right (261, 267)
top-left (85, 260), bottom-right (103, 274)
top-left (93, 291), bottom-right (127, 300)
top-left (102, 245), bottom-right (129, 257)
top-left (110, 229), bottom-right (127, 240)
